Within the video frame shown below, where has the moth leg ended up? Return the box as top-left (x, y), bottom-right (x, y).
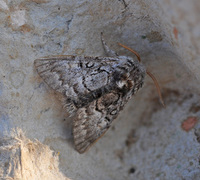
top-left (101, 32), bottom-right (119, 57)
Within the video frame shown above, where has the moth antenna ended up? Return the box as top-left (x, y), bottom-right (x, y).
top-left (146, 71), bottom-right (165, 107)
top-left (118, 43), bottom-right (141, 62)
top-left (118, 42), bottom-right (165, 107)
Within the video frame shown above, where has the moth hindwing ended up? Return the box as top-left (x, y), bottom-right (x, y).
top-left (34, 37), bottom-right (146, 154)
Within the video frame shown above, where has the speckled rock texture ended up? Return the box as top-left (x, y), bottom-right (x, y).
top-left (0, 0), bottom-right (200, 179)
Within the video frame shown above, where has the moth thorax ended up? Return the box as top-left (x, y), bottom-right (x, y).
top-left (116, 79), bottom-right (134, 89)
top-left (116, 80), bottom-right (128, 88)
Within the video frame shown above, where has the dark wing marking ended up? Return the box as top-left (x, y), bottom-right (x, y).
top-left (73, 92), bottom-right (127, 153)
top-left (34, 55), bottom-right (134, 114)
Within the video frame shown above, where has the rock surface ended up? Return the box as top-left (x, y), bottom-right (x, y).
top-left (0, 0), bottom-right (200, 179)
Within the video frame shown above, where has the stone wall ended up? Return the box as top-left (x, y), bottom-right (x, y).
top-left (0, 0), bottom-right (200, 179)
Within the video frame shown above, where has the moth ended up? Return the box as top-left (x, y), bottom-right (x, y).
top-left (34, 33), bottom-right (164, 153)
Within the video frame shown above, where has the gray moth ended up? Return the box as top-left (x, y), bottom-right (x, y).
top-left (34, 33), bottom-right (146, 154)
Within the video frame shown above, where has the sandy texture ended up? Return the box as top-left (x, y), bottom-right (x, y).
top-left (0, 129), bottom-right (67, 179)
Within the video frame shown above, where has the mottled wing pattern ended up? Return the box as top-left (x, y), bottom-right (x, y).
top-left (73, 92), bottom-right (125, 153)
top-left (34, 55), bottom-right (146, 153)
top-left (34, 56), bottom-right (119, 114)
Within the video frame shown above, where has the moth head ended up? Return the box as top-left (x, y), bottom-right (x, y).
top-left (115, 65), bottom-right (145, 96)
top-left (118, 43), bottom-right (165, 107)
